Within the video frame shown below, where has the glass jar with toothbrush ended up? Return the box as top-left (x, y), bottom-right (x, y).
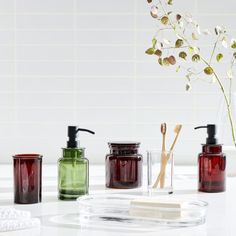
top-left (147, 123), bottom-right (182, 195)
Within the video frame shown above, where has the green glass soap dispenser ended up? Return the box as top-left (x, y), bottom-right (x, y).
top-left (58, 126), bottom-right (95, 200)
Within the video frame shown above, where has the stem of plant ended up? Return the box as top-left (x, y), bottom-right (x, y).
top-left (201, 58), bottom-right (236, 147)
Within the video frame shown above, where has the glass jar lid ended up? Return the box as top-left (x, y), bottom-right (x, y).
top-left (108, 141), bottom-right (140, 152)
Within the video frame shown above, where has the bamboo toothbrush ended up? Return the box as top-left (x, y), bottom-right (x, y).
top-left (153, 124), bottom-right (182, 188)
top-left (161, 123), bottom-right (167, 152)
top-left (160, 123), bottom-right (167, 187)
top-left (160, 124), bottom-right (182, 188)
top-left (152, 123), bottom-right (167, 188)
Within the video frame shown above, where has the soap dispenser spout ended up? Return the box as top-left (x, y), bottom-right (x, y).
top-left (194, 124), bottom-right (217, 145)
top-left (67, 126), bottom-right (95, 148)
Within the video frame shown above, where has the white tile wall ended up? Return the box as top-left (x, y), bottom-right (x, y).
top-left (0, 0), bottom-right (235, 164)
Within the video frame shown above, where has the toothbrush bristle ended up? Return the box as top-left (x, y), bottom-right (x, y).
top-left (161, 123), bottom-right (167, 134)
top-left (174, 124), bottom-right (182, 133)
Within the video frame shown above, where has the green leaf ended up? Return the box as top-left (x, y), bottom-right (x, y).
top-left (158, 58), bottom-right (163, 65)
top-left (204, 67), bottom-right (214, 75)
top-left (216, 53), bottom-right (223, 62)
top-left (176, 65), bottom-right (181, 72)
top-left (152, 38), bottom-right (157, 48)
top-left (161, 16), bottom-right (169, 25)
top-left (231, 40), bottom-right (236, 49)
top-left (154, 49), bottom-right (162, 57)
top-left (145, 48), bottom-right (155, 55)
top-left (167, 55), bottom-right (176, 65)
top-left (167, 0), bottom-right (173, 5)
top-left (192, 54), bottom-right (200, 62)
top-left (188, 47), bottom-right (194, 55)
top-left (175, 39), bottom-right (184, 48)
top-left (179, 51), bottom-right (187, 60)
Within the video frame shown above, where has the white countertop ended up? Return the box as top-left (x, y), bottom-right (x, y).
top-left (0, 164), bottom-right (236, 236)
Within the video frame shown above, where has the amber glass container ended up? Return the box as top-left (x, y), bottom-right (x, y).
top-left (13, 154), bottom-right (42, 204)
top-left (105, 142), bottom-right (142, 189)
top-left (198, 145), bottom-right (226, 192)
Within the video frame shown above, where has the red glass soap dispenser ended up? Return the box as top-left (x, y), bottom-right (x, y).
top-left (195, 124), bottom-right (226, 193)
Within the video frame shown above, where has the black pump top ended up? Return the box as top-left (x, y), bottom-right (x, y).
top-left (194, 124), bottom-right (217, 145)
top-left (67, 126), bottom-right (95, 148)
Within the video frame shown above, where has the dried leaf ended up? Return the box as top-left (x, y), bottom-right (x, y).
top-left (176, 14), bottom-right (182, 21)
top-left (215, 25), bottom-right (222, 35)
top-left (192, 54), bottom-right (200, 62)
top-left (179, 51), bottom-right (187, 60)
top-left (216, 53), bottom-right (223, 62)
top-left (154, 49), bottom-right (162, 57)
top-left (204, 67), bottom-right (214, 75)
top-left (150, 6), bottom-right (158, 18)
top-left (175, 39), bottom-right (184, 48)
top-left (196, 25), bottom-right (201, 35)
top-left (233, 52), bottom-right (236, 59)
top-left (152, 38), bottom-right (157, 48)
top-left (145, 48), bottom-right (155, 55)
top-left (167, 55), bottom-right (176, 65)
top-left (163, 57), bottom-right (170, 66)
top-left (222, 38), bottom-right (228, 48)
top-left (161, 16), bottom-right (169, 25)
top-left (186, 83), bottom-right (191, 91)
top-left (231, 39), bottom-right (236, 49)
top-left (192, 32), bottom-right (198, 40)
top-left (147, 0), bottom-right (152, 3)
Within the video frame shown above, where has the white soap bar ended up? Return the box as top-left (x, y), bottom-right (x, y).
top-left (129, 198), bottom-right (183, 219)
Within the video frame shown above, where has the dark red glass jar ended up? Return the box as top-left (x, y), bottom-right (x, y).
top-left (198, 145), bottom-right (226, 193)
top-left (105, 142), bottom-right (142, 189)
top-left (13, 154), bottom-right (42, 204)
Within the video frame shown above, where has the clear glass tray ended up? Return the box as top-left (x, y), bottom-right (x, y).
top-left (50, 194), bottom-right (208, 232)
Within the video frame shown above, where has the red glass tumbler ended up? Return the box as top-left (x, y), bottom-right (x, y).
top-left (13, 154), bottom-right (42, 204)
